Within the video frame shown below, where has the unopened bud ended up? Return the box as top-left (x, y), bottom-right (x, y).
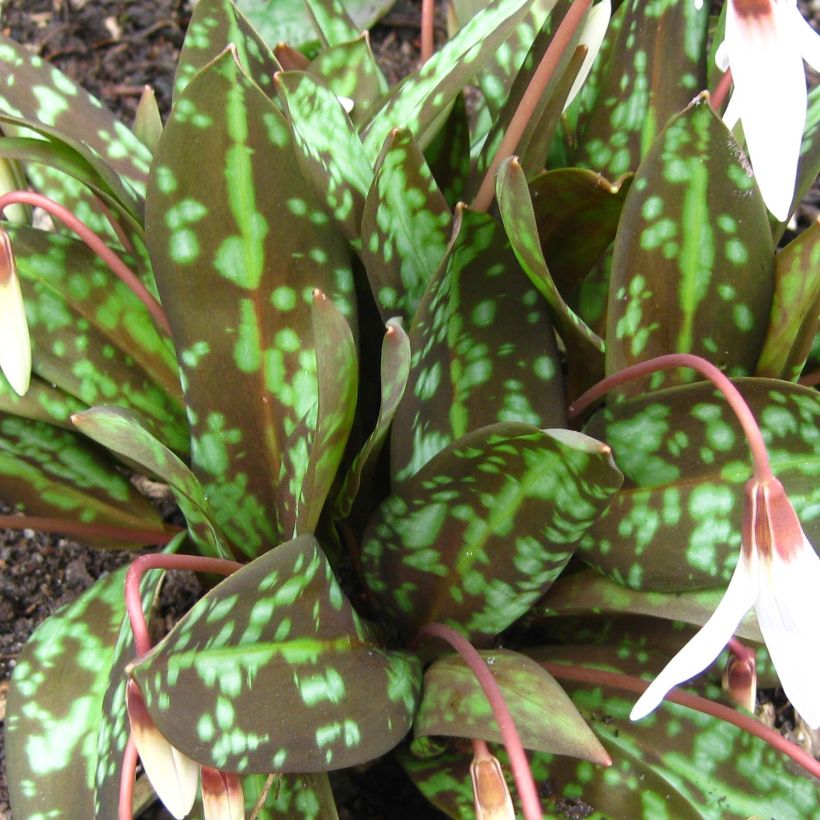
top-left (722, 649), bottom-right (757, 713)
top-left (470, 748), bottom-right (515, 820)
top-left (134, 85), bottom-right (163, 152)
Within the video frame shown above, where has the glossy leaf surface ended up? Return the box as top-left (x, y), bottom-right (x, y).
top-left (580, 379), bottom-right (820, 590)
top-left (389, 207), bottom-right (565, 484)
top-left (363, 423), bottom-right (623, 643)
top-left (131, 535), bottom-right (421, 773)
top-left (146, 49), bottom-right (355, 556)
top-left (416, 649), bottom-right (609, 763)
top-left (607, 97), bottom-right (774, 392)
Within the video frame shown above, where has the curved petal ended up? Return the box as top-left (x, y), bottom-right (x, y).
top-left (563, 0), bottom-right (612, 112)
top-left (726, 0), bottom-right (807, 221)
top-left (756, 535), bottom-right (820, 729)
top-left (788, 5), bottom-right (820, 71)
top-left (630, 551), bottom-right (758, 721)
top-left (0, 231), bottom-right (30, 396)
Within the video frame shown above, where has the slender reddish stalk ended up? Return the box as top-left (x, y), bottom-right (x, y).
top-left (415, 622), bottom-right (546, 820)
top-left (126, 553), bottom-right (242, 658)
top-left (710, 68), bottom-right (733, 113)
top-left (0, 190), bottom-right (171, 336)
top-left (0, 514), bottom-right (180, 544)
top-left (420, 0), bottom-right (435, 63)
top-left (541, 661), bottom-right (820, 780)
top-left (567, 353), bottom-right (774, 482)
top-left (472, 0), bottom-right (592, 212)
top-left (118, 733), bottom-right (139, 820)
top-left (798, 369), bottom-right (820, 387)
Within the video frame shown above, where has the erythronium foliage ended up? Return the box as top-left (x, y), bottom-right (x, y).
top-left (2, 0), bottom-right (819, 818)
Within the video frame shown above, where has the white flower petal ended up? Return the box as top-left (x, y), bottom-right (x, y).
top-left (631, 551), bottom-right (758, 721)
top-left (726, 0), bottom-right (807, 221)
top-left (563, 0), bottom-right (611, 112)
top-left (788, 6), bottom-right (820, 71)
top-left (0, 232), bottom-right (30, 397)
top-left (715, 40), bottom-right (730, 72)
top-left (722, 91), bottom-right (742, 131)
top-left (756, 534), bottom-right (820, 729)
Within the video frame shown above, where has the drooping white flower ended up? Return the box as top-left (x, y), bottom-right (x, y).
top-left (631, 477), bottom-right (820, 729)
top-left (717, 0), bottom-right (820, 221)
top-left (0, 228), bottom-right (30, 396)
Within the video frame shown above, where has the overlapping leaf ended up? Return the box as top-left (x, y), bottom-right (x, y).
top-left (415, 649), bottom-right (609, 763)
top-left (130, 535), bottom-right (421, 773)
top-left (756, 219), bottom-right (820, 381)
top-left (145, 48), bottom-right (356, 557)
top-left (580, 379), bottom-right (819, 590)
top-left (389, 207), bottom-right (566, 484)
top-left (360, 126), bottom-right (452, 323)
top-left (362, 423), bottom-right (623, 643)
top-left (573, 0), bottom-right (709, 176)
top-left (606, 96), bottom-right (775, 393)
top-left (6, 565), bottom-right (131, 818)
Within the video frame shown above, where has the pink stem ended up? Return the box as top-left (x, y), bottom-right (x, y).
top-left (710, 68), bottom-right (733, 113)
top-left (567, 353), bottom-right (774, 482)
top-left (472, 0), bottom-right (592, 212)
top-left (727, 636), bottom-right (755, 666)
top-left (93, 194), bottom-right (135, 253)
top-left (421, 0), bottom-right (435, 63)
top-left (0, 190), bottom-right (171, 336)
top-left (542, 661), bottom-right (820, 780)
top-left (118, 733), bottom-right (138, 820)
top-left (126, 553), bottom-right (242, 658)
top-left (415, 622), bottom-right (545, 820)
top-left (0, 514), bottom-right (180, 545)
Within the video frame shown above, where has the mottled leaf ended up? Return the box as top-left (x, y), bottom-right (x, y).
top-left (71, 407), bottom-right (231, 560)
top-left (6, 565), bottom-right (131, 818)
top-left (362, 423), bottom-right (623, 643)
top-left (580, 378), bottom-right (820, 590)
top-left (130, 535), bottom-right (421, 773)
top-left (606, 96), bottom-right (774, 393)
top-left (756, 219), bottom-right (820, 381)
top-left (360, 0), bottom-right (534, 160)
top-left (0, 413), bottom-right (170, 545)
top-left (275, 69), bottom-right (373, 243)
top-left (574, 0), bottom-right (709, 177)
top-left (389, 206), bottom-right (565, 484)
top-left (334, 318), bottom-right (411, 523)
top-left (305, 0), bottom-right (360, 47)
top-left (146, 48), bottom-right (355, 557)
top-left (0, 373), bottom-right (85, 430)
top-left (360, 126), bottom-right (452, 323)
top-left (307, 35), bottom-right (388, 126)
top-left (423, 93), bottom-right (472, 210)
top-left (174, 0), bottom-right (282, 100)
top-left (416, 649), bottom-right (609, 763)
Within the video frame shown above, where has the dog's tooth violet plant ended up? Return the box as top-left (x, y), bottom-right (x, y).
top-left (2, 0), bottom-right (819, 817)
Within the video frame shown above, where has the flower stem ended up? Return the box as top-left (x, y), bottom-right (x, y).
top-left (567, 353), bottom-right (774, 482)
top-left (541, 661), bottom-right (820, 780)
top-left (0, 190), bottom-right (172, 336)
top-left (126, 553), bottom-right (242, 658)
top-left (421, 0), bottom-right (435, 63)
top-left (0, 514), bottom-right (180, 545)
top-left (472, 0), bottom-right (592, 212)
top-left (118, 733), bottom-right (138, 820)
top-left (414, 622), bottom-right (545, 820)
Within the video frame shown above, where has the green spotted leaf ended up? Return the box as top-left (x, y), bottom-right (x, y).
top-left (174, 0), bottom-right (282, 100)
top-left (146, 48), bottom-right (356, 557)
top-left (580, 378), bottom-right (820, 590)
top-left (71, 407), bottom-right (230, 559)
top-left (305, 0), bottom-right (360, 48)
top-left (334, 318), bottom-right (411, 523)
top-left (0, 413), bottom-right (171, 545)
top-left (0, 35), bottom-right (152, 196)
top-left (574, 0), bottom-right (709, 177)
top-left (416, 649), bottom-right (609, 763)
top-left (6, 565), bottom-right (132, 818)
top-left (275, 69), bottom-right (373, 243)
top-left (7, 225), bottom-right (186, 451)
top-left (362, 423), bottom-right (623, 644)
top-left (307, 35), bottom-right (389, 126)
top-left (423, 93), bottom-right (472, 210)
top-left (359, 0), bottom-right (534, 160)
top-left (389, 206), bottom-right (566, 484)
top-left (360, 126), bottom-right (452, 323)
top-left (606, 96), bottom-right (774, 393)
top-left (496, 157), bottom-right (606, 390)
top-left (130, 535), bottom-right (422, 773)
top-left (756, 219), bottom-right (820, 381)
top-left (0, 373), bottom-right (86, 430)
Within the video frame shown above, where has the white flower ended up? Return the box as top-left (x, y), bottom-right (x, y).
top-left (0, 228), bottom-right (30, 396)
top-left (631, 477), bottom-right (820, 729)
top-left (717, 0), bottom-right (820, 221)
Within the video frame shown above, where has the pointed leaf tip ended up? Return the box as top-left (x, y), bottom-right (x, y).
top-left (0, 229), bottom-right (31, 396)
